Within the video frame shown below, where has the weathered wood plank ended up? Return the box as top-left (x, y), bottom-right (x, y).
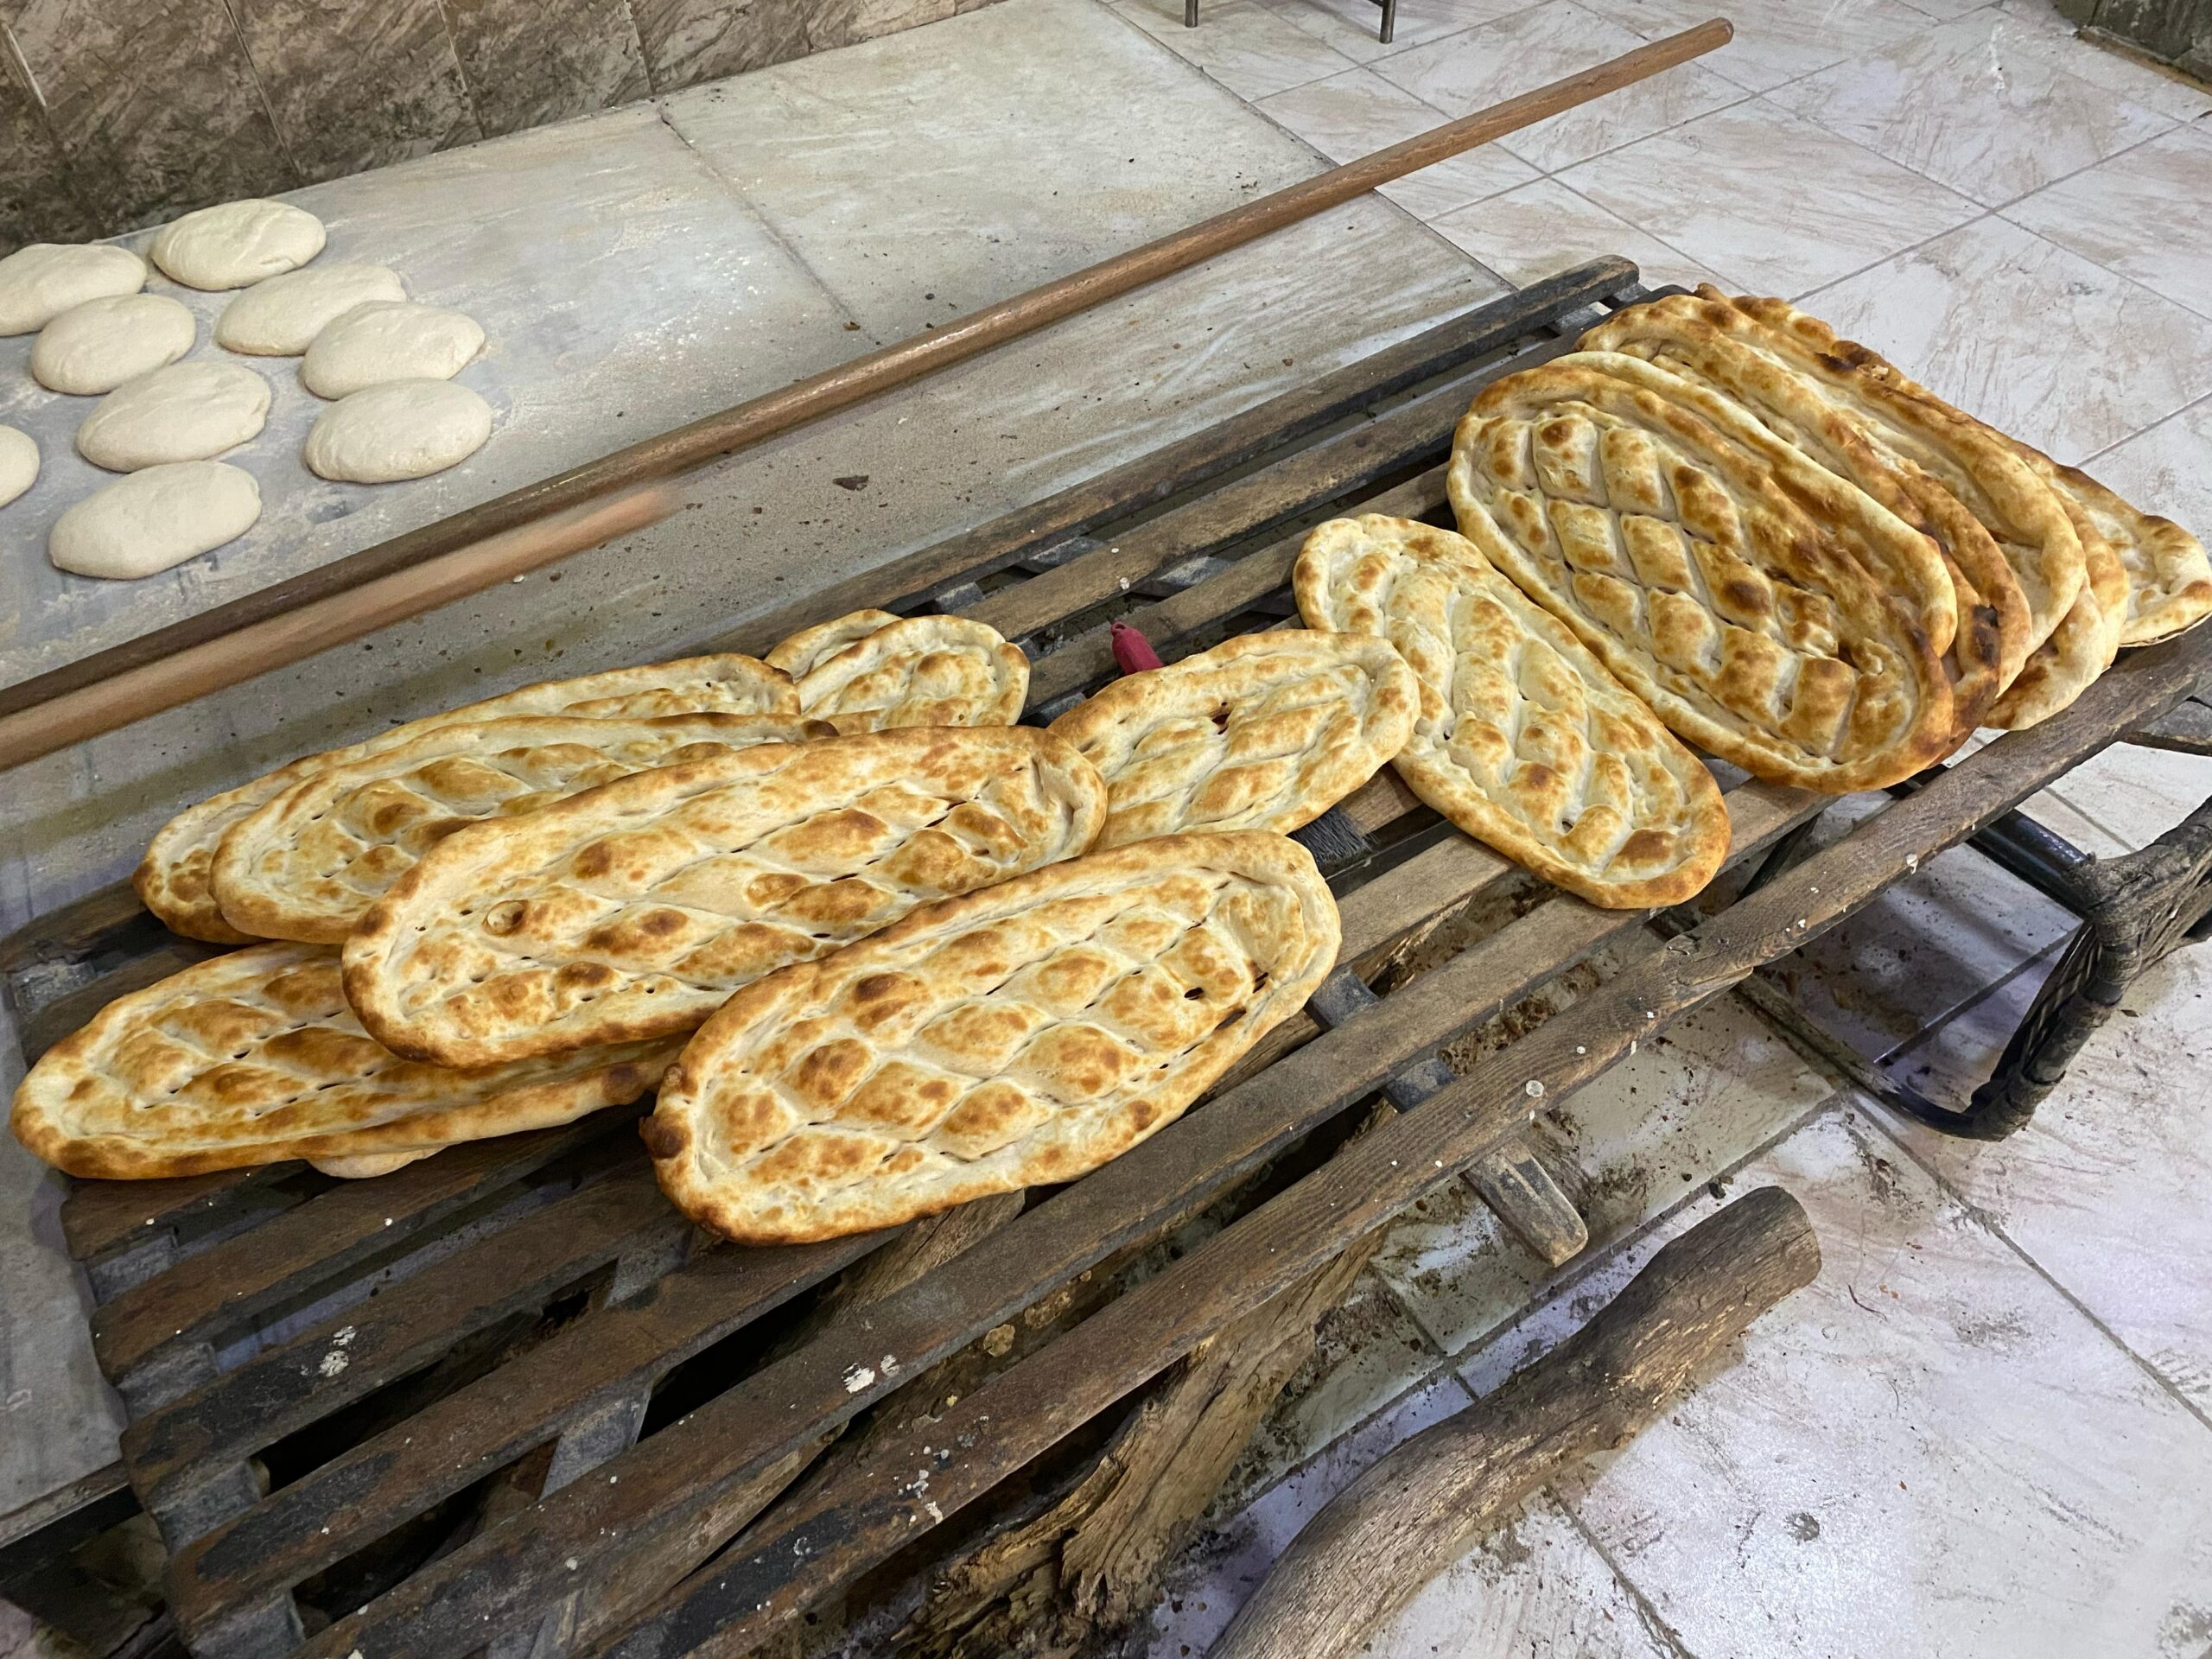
top-left (92, 1111), bottom-right (642, 1379)
top-left (585, 629), bottom-right (2209, 1659)
top-left (289, 780), bottom-right (1826, 1656)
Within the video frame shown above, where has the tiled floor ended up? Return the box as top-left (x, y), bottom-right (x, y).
top-left (1128, 2), bottom-right (2212, 1654)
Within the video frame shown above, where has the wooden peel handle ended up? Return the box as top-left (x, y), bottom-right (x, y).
top-left (0, 18), bottom-right (1732, 772)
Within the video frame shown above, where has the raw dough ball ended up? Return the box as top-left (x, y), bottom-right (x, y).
top-left (215, 264), bottom-right (405, 356)
top-left (77, 360), bottom-right (272, 471)
top-left (301, 302), bottom-right (485, 398)
top-left (49, 461), bottom-right (261, 580)
top-left (0, 244), bottom-right (147, 335)
top-left (303, 379), bottom-right (493, 482)
top-left (0, 425), bottom-right (38, 508)
top-left (31, 294), bottom-right (197, 394)
top-left (149, 199), bottom-right (326, 290)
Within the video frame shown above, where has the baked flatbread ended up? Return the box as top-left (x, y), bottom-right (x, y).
top-left (1046, 630), bottom-right (1416, 849)
top-left (1297, 516), bottom-right (1729, 908)
top-left (644, 831), bottom-right (1338, 1244)
top-left (1446, 360), bottom-right (1955, 792)
top-left (2042, 458), bottom-right (2212, 648)
top-left (343, 728), bottom-right (1108, 1068)
top-left (1569, 315), bottom-right (2027, 734)
top-left (137, 654), bottom-right (798, 944)
top-left (766, 610), bottom-right (1028, 734)
top-left (212, 713), bottom-right (831, 944)
top-left (10, 944), bottom-right (675, 1180)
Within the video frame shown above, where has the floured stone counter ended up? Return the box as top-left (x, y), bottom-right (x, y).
top-left (0, 0), bottom-right (1503, 1532)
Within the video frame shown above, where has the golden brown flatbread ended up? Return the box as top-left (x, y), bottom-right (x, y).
top-left (644, 831), bottom-right (1339, 1244)
top-left (211, 713), bottom-right (831, 944)
top-left (1046, 630), bottom-right (1416, 849)
top-left (137, 654), bottom-right (798, 944)
top-left (342, 727), bottom-right (1108, 1068)
top-left (1296, 516), bottom-right (1729, 908)
top-left (1571, 311), bottom-right (2028, 734)
top-left (10, 944), bottom-right (675, 1180)
top-left (766, 610), bottom-right (1028, 733)
top-left (1446, 359), bottom-right (1955, 792)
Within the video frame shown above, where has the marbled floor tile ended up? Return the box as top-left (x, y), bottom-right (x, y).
top-left (629, 0), bottom-right (810, 92)
top-left (1149, 1375), bottom-right (1476, 1656)
top-left (1803, 215), bottom-right (2212, 462)
top-left (1768, 8), bottom-right (2171, 207)
top-left (2039, 741), bottom-right (2212, 856)
top-left (1881, 939), bottom-right (2065, 1109)
top-left (1573, 0), bottom-right (1931, 94)
top-left (1373, 0), bottom-right (1744, 171)
top-left (1553, 1105), bottom-right (2212, 1659)
top-left (1560, 97), bottom-right (1977, 296)
top-left (2082, 390), bottom-right (2212, 531)
top-left (227, 0), bottom-right (480, 183)
top-left (1999, 0), bottom-right (2212, 124)
top-left (1251, 0), bottom-right (1532, 67)
top-left (664, 0), bottom-right (1340, 340)
top-left (1254, 66), bottom-right (1537, 221)
top-left (1112, 0), bottom-right (1359, 100)
top-left (2007, 124), bottom-right (2212, 321)
top-left (440, 0), bottom-right (652, 137)
top-left (7, 0), bottom-right (296, 232)
top-left (1370, 989), bottom-right (1834, 1357)
top-left (1428, 176), bottom-right (1725, 291)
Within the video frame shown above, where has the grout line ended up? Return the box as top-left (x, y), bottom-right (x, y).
top-left (1560, 1500), bottom-right (1706, 1659)
top-left (645, 102), bottom-right (881, 347)
top-left (2079, 385), bottom-right (2212, 467)
top-left (1858, 1096), bottom-right (2212, 1438)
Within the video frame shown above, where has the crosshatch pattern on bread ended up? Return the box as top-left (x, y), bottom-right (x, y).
top-left (1297, 515), bottom-right (1730, 909)
top-left (211, 713), bottom-right (834, 944)
top-left (1446, 360), bottom-right (1955, 792)
top-left (10, 944), bottom-right (676, 1179)
top-left (645, 831), bottom-right (1339, 1245)
top-left (1046, 630), bottom-right (1417, 849)
top-left (766, 610), bottom-right (1029, 734)
top-left (341, 727), bottom-right (1109, 1069)
top-left (137, 653), bottom-right (800, 944)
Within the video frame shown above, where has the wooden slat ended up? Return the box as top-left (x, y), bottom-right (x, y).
top-left (1021, 468), bottom-right (1445, 709)
top-left (292, 784), bottom-right (1825, 1656)
top-left (124, 1162), bottom-right (688, 1513)
top-left (92, 1111), bottom-right (640, 1380)
top-left (583, 626), bottom-right (2212, 1659)
top-left (164, 1231), bottom-right (887, 1631)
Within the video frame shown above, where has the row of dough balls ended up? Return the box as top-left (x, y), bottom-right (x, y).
top-left (0, 200), bottom-right (493, 581)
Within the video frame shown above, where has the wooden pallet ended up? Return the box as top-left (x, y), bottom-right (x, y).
top-left (6, 258), bottom-right (2206, 1659)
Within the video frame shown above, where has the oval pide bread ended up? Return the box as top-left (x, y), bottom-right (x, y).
top-left (1046, 630), bottom-right (1417, 849)
top-left (212, 713), bottom-right (832, 945)
top-left (9, 944), bottom-right (676, 1179)
top-left (1446, 360), bottom-right (1955, 792)
top-left (1582, 290), bottom-right (2086, 665)
top-left (137, 653), bottom-right (798, 944)
top-left (766, 609), bottom-right (1029, 734)
top-left (644, 830), bottom-right (1339, 1245)
top-left (1297, 515), bottom-right (1729, 908)
top-left (342, 727), bottom-right (1109, 1068)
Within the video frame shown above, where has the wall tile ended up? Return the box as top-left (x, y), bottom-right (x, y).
top-left (805, 0), bottom-right (957, 54)
top-left (631, 0), bottom-right (810, 90)
top-left (0, 27), bottom-right (101, 248)
top-left (439, 0), bottom-right (652, 137)
top-left (226, 0), bottom-right (482, 183)
top-left (8, 0), bottom-right (296, 233)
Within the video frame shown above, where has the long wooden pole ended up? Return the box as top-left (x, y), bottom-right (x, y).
top-left (0, 18), bottom-right (1729, 771)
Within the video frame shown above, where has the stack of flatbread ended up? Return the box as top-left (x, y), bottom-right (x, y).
top-left (18, 293), bottom-right (2201, 1247)
top-left (1440, 288), bottom-right (2205, 798)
